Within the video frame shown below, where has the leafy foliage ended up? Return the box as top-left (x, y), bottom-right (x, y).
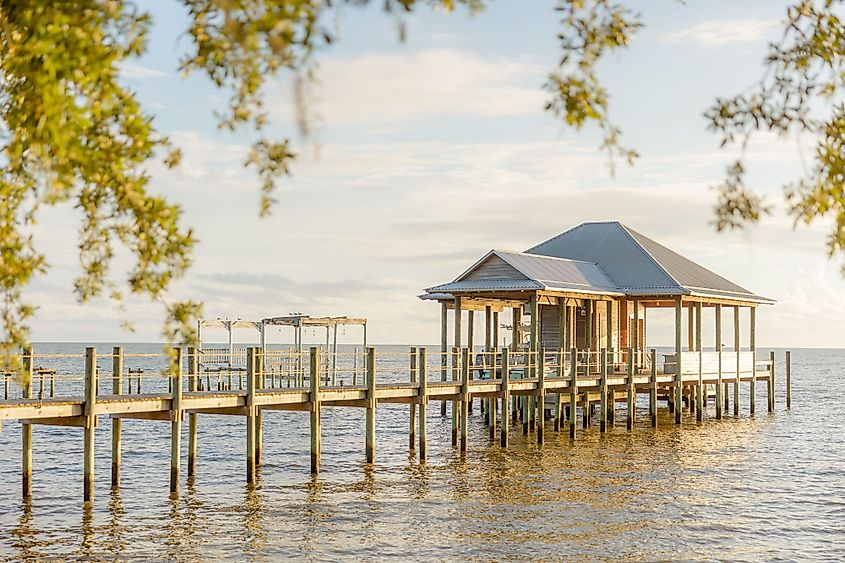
top-left (707, 0), bottom-right (845, 270)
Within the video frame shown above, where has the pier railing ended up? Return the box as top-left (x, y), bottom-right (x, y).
top-left (0, 344), bottom-right (790, 504)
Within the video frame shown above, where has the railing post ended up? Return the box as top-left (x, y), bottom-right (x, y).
top-left (111, 346), bottom-right (123, 487)
top-left (418, 348), bottom-right (428, 460)
top-left (569, 347), bottom-right (577, 439)
top-left (83, 347), bottom-right (97, 504)
top-left (310, 347), bottom-right (321, 474)
top-left (22, 346), bottom-right (33, 499)
top-left (500, 348), bottom-right (510, 448)
top-left (366, 347), bottom-right (376, 464)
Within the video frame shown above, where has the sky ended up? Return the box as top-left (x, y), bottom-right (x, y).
top-left (23, 0), bottom-right (845, 347)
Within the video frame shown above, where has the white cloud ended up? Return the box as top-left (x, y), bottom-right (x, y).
top-left (119, 63), bottom-right (168, 79)
top-left (661, 19), bottom-right (780, 46)
top-left (270, 48), bottom-right (546, 126)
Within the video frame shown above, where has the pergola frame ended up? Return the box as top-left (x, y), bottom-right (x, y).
top-left (197, 318), bottom-right (262, 368)
top-left (262, 315), bottom-right (368, 381)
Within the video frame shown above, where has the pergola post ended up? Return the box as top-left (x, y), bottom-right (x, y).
top-left (674, 297), bottom-right (683, 425)
top-left (331, 324), bottom-right (338, 386)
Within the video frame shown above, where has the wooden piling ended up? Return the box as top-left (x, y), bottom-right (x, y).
top-left (366, 347), bottom-right (376, 464)
top-left (750, 306), bottom-right (757, 415)
top-left (452, 346), bottom-right (460, 447)
top-left (600, 348), bottom-right (608, 432)
top-left (786, 350), bottom-right (792, 409)
top-left (418, 348), bottom-right (427, 460)
top-left (554, 349), bottom-right (563, 432)
top-left (246, 347), bottom-right (257, 484)
top-left (768, 350), bottom-right (775, 413)
top-left (627, 347), bottom-right (635, 430)
top-left (537, 351), bottom-right (545, 446)
top-left (715, 305), bottom-right (723, 420)
top-left (500, 347), bottom-right (510, 448)
top-left (441, 302), bottom-right (448, 417)
top-left (83, 347), bottom-right (97, 503)
top-left (187, 347), bottom-right (198, 478)
top-left (310, 347), bottom-right (322, 474)
top-left (169, 347), bottom-right (184, 494)
top-left (696, 302), bottom-right (703, 422)
top-left (256, 349), bottom-right (263, 467)
top-left (22, 346), bottom-right (33, 499)
top-left (569, 347), bottom-right (577, 439)
top-left (111, 346), bottom-right (123, 487)
top-left (460, 347), bottom-right (469, 453)
top-left (675, 297), bottom-right (683, 425)
top-left (734, 306), bottom-right (740, 416)
top-left (409, 347), bottom-right (417, 450)
top-left (649, 349), bottom-right (657, 428)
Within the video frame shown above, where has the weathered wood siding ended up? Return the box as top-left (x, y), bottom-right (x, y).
top-left (463, 255), bottom-right (527, 281)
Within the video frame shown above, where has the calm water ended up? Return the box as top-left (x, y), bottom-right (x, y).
top-left (0, 344), bottom-right (843, 560)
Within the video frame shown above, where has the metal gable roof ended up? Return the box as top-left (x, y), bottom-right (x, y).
top-left (526, 221), bottom-right (774, 303)
top-left (426, 249), bottom-right (622, 296)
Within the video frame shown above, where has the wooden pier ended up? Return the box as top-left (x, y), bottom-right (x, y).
top-left (0, 344), bottom-right (790, 504)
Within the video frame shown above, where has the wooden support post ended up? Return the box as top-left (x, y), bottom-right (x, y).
top-left (111, 346), bottom-right (123, 487)
top-left (460, 347), bottom-right (470, 453)
top-left (331, 325), bottom-right (338, 386)
top-left (527, 294), bottom-right (538, 434)
top-left (687, 304), bottom-right (694, 351)
top-left (786, 350), bottom-right (792, 409)
top-left (537, 351), bottom-right (545, 446)
top-left (22, 346), bottom-right (33, 499)
top-left (734, 305), bottom-right (741, 416)
top-left (715, 305), bottom-right (723, 420)
top-left (310, 347), bottom-right (321, 474)
top-left (255, 349), bottom-right (263, 467)
top-left (453, 297), bottom-right (462, 446)
top-left (554, 348), bottom-right (563, 432)
top-left (675, 297), bottom-right (683, 425)
top-left (170, 347), bottom-right (183, 494)
top-left (246, 348), bottom-right (257, 484)
top-left (441, 301), bottom-right (448, 417)
top-left (696, 301), bottom-right (703, 422)
top-left (750, 307), bottom-right (757, 415)
top-left (585, 301), bottom-right (592, 374)
top-left (650, 349), bottom-right (657, 428)
top-left (768, 350), bottom-right (775, 413)
top-left (633, 300), bottom-right (639, 371)
top-left (600, 347), bottom-right (608, 432)
top-left (582, 390), bottom-right (590, 430)
top-left (366, 347), bottom-right (376, 464)
top-left (409, 347), bottom-right (417, 451)
top-left (467, 310), bottom-right (475, 415)
top-left (187, 347), bottom-right (198, 478)
top-left (83, 347), bottom-right (97, 503)
top-left (418, 348), bottom-right (427, 460)
top-left (452, 346), bottom-right (460, 446)
top-left (627, 347), bottom-right (635, 430)
top-left (501, 347), bottom-right (510, 448)
top-left (569, 348), bottom-right (577, 439)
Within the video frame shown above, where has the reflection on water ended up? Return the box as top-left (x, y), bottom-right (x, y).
top-left (1, 348), bottom-right (844, 560)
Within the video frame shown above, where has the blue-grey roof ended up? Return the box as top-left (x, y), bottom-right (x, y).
top-left (426, 249), bottom-right (623, 296)
top-left (526, 221), bottom-right (773, 303)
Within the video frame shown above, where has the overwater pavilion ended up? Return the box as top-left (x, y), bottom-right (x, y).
top-left (420, 221), bottom-right (774, 400)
